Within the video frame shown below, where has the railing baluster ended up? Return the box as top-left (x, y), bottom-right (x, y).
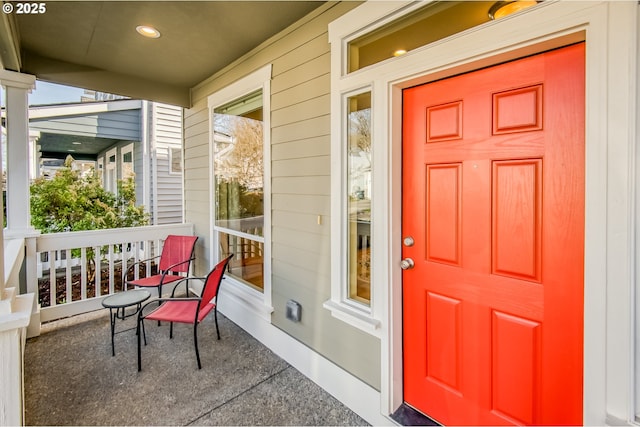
top-left (49, 250), bottom-right (56, 307)
top-left (145, 240), bottom-right (152, 277)
top-left (108, 245), bottom-right (115, 295)
top-left (122, 243), bottom-right (128, 291)
top-left (95, 246), bottom-right (101, 298)
top-left (80, 247), bottom-right (87, 300)
top-left (133, 240), bottom-right (140, 281)
top-left (65, 249), bottom-right (72, 303)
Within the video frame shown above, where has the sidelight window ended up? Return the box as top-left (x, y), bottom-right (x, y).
top-left (347, 92), bottom-right (372, 304)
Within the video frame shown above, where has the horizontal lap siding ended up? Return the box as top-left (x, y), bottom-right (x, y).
top-left (184, 104), bottom-right (211, 273)
top-left (186, 1), bottom-right (379, 389)
top-left (30, 109), bottom-right (141, 140)
top-left (152, 103), bottom-right (184, 224)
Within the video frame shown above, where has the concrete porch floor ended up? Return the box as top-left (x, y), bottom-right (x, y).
top-left (24, 308), bottom-right (369, 426)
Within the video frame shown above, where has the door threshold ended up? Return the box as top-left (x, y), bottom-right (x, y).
top-left (391, 403), bottom-right (440, 426)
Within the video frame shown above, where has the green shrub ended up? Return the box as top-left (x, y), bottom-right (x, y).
top-left (30, 156), bottom-right (149, 233)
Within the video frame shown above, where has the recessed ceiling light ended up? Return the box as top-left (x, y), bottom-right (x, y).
top-left (393, 49), bottom-right (407, 57)
top-left (488, 1), bottom-right (539, 20)
top-left (136, 25), bottom-right (161, 39)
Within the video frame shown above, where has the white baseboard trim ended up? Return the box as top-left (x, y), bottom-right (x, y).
top-left (219, 294), bottom-right (396, 426)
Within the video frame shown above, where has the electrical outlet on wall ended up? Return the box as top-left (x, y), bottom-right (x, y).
top-left (285, 300), bottom-right (302, 322)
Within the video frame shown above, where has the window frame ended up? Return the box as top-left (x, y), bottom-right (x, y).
top-left (97, 157), bottom-right (104, 183)
top-left (121, 143), bottom-right (135, 180)
top-left (105, 147), bottom-right (117, 194)
top-left (207, 64), bottom-right (273, 320)
top-left (345, 90), bottom-right (373, 305)
top-left (324, 83), bottom-right (382, 335)
top-left (168, 147), bottom-right (182, 175)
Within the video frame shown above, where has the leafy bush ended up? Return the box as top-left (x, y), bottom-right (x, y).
top-left (30, 156), bottom-right (149, 233)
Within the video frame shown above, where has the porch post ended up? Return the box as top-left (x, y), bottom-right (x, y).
top-left (0, 70), bottom-right (36, 238)
top-left (0, 71), bottom-right (41, 336)
top-left (0, 69), bottom-right (37, 427)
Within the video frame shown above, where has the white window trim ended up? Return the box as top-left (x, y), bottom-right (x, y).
top-left (328, 0), bottom-right (638, 423)
top-left (97, 157), bottom-right (104, 182)
top-left (207, 64), bottom-right (273, 321)
top-left (325, 85), bottom-right (381, 336)
top-left (121, 142), bottom-right (134, 180)
top-left (168, 147), bottom-right (182, 175)
top-left (105, 147), bottom-right (117, 194)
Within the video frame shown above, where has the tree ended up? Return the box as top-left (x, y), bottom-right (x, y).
top-left (30, 156), bottom-right (149, 233)
top-left (214, 114), bottom-right (264, 221)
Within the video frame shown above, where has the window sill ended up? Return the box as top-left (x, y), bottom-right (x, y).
top-left (323, 299), bottom-right (381, 337)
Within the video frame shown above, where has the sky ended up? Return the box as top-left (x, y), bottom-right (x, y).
top-left (28, 81), bottom-right (86, 106)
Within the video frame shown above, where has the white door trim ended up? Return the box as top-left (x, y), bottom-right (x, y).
top-left (330, 1), bottom-right (637, 424)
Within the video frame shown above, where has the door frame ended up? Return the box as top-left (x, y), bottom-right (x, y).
top-left (328, 1), bottom-right (638, 424)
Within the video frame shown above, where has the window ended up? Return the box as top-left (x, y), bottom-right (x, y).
top-left (208, 64), bottom-right (272, 319)
top-left (347, 2), bottom-right (522, 73)
top-left (121, 143), bottom-right (134, 180)
top-left (347, 92), bottom-right (372, 304)
top-left (169, 148), bottom-right (182, 174)
top-left (325, 88), bottom-right (379, 334)
top-left (213, 90), bottom-right (265, 292)
top-left (105, 148), bottom-right (117, 193)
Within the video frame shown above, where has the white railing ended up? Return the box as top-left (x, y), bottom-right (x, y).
top-left (25, 223), bottom-right (195, 323)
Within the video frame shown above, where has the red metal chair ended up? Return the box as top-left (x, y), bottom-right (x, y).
top-left (136, 254), bottom-right (233, 371)
top-left (124, 234), bottom-right (198, 298)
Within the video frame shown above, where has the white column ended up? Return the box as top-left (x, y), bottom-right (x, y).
top-left (0, 71), bottom-right (36, 426)
top-left (0, 70), bottom-right (36, 239)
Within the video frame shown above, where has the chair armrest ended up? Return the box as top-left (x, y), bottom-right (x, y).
top-left (168, 276), bottom-right (206, 298)
top-left (162, 256), bottom-right (196, 276)
top-left (123, 254), bottom-right (162, 281)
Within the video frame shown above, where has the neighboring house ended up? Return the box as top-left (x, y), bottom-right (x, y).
top-left (28, 99), bottom-right (184, 225)
top-left (0, 2), bottom-right (638, 426)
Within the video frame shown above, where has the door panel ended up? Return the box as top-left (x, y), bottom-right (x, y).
top-left (402, 43), bottom-right (585, 426)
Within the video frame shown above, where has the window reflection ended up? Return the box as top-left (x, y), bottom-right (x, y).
top-left (347, 92), bottom-right (371, 304)
top-left (213, 90), bottom-right (264, 291)
top-left (347, 2), bottom-right (497, 73)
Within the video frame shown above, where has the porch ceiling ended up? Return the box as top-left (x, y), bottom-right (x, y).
top-left (36, 133), bottom-right (118, 159)
top-left (0, 1), bottom-right (325, 107)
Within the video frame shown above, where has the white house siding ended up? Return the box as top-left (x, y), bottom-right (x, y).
top-left (184, 1), bottom-right (382, 389)
top-left (150, 103), bottom-right (184, 224)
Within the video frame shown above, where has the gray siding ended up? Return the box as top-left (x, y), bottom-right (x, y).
top-left (30, 109), bottom-right (141, 140)
top-left (185, 2), bottom-right (381, 389)
top-left (151, 103), bottom-right (184, 224)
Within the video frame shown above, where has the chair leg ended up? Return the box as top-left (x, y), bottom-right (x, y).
top-left (157, 286), bottom-right (162, 326)
top-left (194, 323), bottom-right (202, 369)
top-left (170, 322), bottom-right (174, 339)
top-left (214, 308), bottom-right (220, 340)
top-left (141, 318), bottom-right (147, 346)
top-left (137, 317), bottom-right (142, 371)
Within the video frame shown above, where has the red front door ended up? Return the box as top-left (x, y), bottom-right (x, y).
top-left (402, 43), bottom-right (585, 425)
